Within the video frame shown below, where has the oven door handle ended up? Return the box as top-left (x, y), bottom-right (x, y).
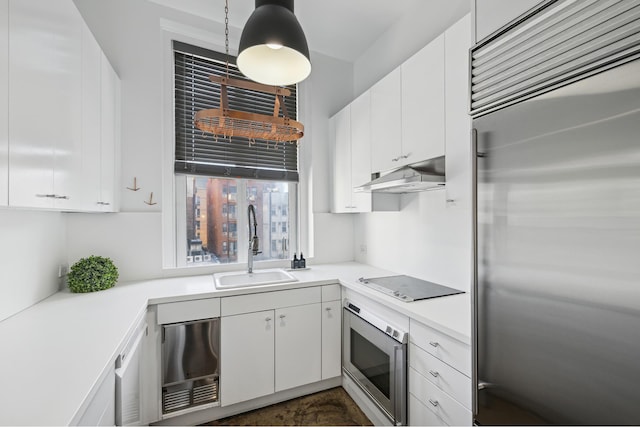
top-left (393, 343), bottom-right (407, 426)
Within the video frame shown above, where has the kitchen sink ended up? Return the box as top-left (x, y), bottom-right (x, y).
top-left (213, 268), bottom-right (298, 289)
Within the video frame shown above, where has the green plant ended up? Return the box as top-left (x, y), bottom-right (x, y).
top-left (67, 256), bottom-right (119, 293)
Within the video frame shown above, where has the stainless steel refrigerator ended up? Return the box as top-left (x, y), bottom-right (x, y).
top-left (471, 1), bottom-right (640, 424)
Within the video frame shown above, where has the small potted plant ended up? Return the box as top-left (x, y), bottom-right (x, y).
top-left (67, 256), bottom-right (119, 293)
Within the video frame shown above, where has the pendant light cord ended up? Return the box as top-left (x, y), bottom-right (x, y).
top-left (224, 0), bottom-right (230, 77)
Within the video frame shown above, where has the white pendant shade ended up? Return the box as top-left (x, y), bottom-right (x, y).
top-left (237, 45), bottom-right (311, 86)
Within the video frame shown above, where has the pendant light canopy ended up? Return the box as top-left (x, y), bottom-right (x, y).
top-left (238, 0), bottom-right (311, 86)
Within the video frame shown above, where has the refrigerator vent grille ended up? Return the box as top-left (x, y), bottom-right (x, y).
top-left (162, 377), bottom-right (219, 414)
top-left (470, 0), bottom-right (640, 117)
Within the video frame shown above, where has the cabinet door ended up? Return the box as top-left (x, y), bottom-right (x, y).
top-left (402, 33), bottom-right (445, 165)
top-left (0, 0), bottom-right (7, 206)
top-left (321, 300), bottom-right (342, 380)
top-left (409, 393), bottom-right (447, 426)
top-left (350, 90), bottom-right (372, 213)
top-left (370, 67), bottom-right (402, 173)
top-left (330, 106), bottom-right (353, 213)
top-left (8, 0), bottom-right (82, 208)
top-left (100, 53), bottom-right (118, 211)
top-left (445, 14), bottom-right (472, 206)
top-left (80, 19), bottom-right (102, 211)
top-left (221, 310), bottom-right (275, 406)
top-left (275, 303), bottom-right (321, 392)
top-left (76, 364), bottom-right (116, 426)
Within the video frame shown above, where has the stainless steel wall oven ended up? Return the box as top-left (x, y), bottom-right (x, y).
top-left (343, 299), bottom-right (407, 425)
top-left (161, 317), bottom-right (220, 414)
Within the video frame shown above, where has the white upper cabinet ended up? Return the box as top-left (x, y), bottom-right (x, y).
top-left (473, 0), bottom-right (541, 43)
top-left (80, 19), bottom-right (102, 211)
top-left (445, 14), bottom-right (472, 206)
top-left (370, 67), bottom-right (402, 174)
top-left (349, 90), bottom-right (372, 212)
top-left (330, 91), bottom-right (373, 214)
top-left (330, 105), bottom-right (352, 213)
top-left (99, 53), bottom-right (119, 211)
top-left (8, 0), bottom-right (83, 209)
top-left (0, 0), bottom-right (7, 207)
top-left (6, 0), bottom-right (119, 212)
top-left (401, 33), bottom-right (445, 166)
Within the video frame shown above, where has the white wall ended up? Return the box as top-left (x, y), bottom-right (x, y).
top-left (351, 9), bottom-right (473, 292)
top-left (354, 1), bottom-right (470, 96)
top-left (67, 0), bottom-right (357, 280)
top-left (0, 210), bottom-right (66, 322)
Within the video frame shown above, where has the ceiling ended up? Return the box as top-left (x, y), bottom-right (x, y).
top-left (148, 0), bottom-right (470, 62)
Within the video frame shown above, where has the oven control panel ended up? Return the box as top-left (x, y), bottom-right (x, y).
top-left (344, 299), bottom-right (408, 344)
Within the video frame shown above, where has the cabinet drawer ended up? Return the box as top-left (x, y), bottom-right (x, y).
top-left (410, 319), bottom-right (471, 376)
top-left (409, 367), bottom-right (472, 426)
top-left (221, 287), bottom-right (321, 316)
top-left (409, 343), bottom-right (471, 409)
top-left (156, 298), bottom-right (220, 324)
top-left (409, 393), bottom-right (447, 426)
top-left (321, 284), bottom-right (341, 301)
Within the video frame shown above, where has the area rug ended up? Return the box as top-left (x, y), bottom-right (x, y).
top-left (202, 387), bottom-right (373, 426)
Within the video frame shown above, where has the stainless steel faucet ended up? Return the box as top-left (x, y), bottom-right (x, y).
top-left (247, 204), bottom-right (261, 273)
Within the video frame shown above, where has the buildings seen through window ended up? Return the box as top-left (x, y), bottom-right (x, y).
top-left (185, 177), bottom-right (291, 265)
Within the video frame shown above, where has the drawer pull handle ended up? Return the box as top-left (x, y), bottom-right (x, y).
top-left (429, 341), bottom-right (440, 347)
top-left (265, 317), bottom-right (272, 322)
top-left (325, 307), bottom-right (332, 311)
top-left (429, 370), bottom-right (439, 377)
top-left (279, 314), bottom-right (286, 319)
top-left (429, 399), bottom-right (439, 407)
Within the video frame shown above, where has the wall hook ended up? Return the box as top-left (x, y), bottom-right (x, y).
top-left (127, 177), bottom-right (141, 191)
top-left (144, 192), bottom-right (157, 206)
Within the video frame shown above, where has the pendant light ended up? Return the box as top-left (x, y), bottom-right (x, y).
top-left (194, 0), bottom-right (304, 145)
top-left (237, 0), bottom-right (311, 86)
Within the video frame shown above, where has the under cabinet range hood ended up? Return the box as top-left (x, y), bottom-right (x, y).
top-left (355, 156), bottom-right (445, 194)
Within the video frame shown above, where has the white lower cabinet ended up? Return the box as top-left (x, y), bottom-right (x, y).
top-left (221, 309), bottom-right (275, 406)
top-left (409, 319), bottom-right (472, 426)
top-left (75, 364), bottom-right (116, 426)
top-left (409, 393), bottom-right (446, 426)
top-left (321, 299), bottom-right (342, 379)
top-left (275, 303), bottom-right (321, 392)
top-left (220, 284), bottom-right (340, 408)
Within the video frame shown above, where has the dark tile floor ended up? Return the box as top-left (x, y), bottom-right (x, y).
top-left (202, 387), bottom-right (373, 426)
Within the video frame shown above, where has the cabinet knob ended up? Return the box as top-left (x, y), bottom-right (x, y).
top-left (279, 314), bottom-right (286, 319)
top-left (265, 317), bottom-right (272, 322)
top-left (429, 341), bottom-right (440, 347)
top-left (429, 370), bottom-right (439, 378)
top-left (325, 307), bottom-right (332, 311)
top-left (429, 399), bottom-right (439, 407)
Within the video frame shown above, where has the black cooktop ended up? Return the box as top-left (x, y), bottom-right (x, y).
top-left (358, 275), bottom-right (464, 302)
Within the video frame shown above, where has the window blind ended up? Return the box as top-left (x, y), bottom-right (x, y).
top-left (174, 41), bottom-right (299, 182)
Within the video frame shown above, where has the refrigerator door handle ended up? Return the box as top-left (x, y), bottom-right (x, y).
top-left (471, 127), bottom-right (479, 417)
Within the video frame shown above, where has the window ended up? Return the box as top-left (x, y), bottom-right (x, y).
top-left (174, 41), bottom-right (299, 267)
top-left (282, 223), bottom-right (287, 233)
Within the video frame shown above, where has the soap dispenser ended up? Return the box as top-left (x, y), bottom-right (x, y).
top-left (291, 253), bottom-right (299, 269)
top-left (299, 253), bottom-right (306, 269)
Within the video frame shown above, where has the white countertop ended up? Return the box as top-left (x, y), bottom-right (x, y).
top-left (0, 262), bottom-right (471, 426)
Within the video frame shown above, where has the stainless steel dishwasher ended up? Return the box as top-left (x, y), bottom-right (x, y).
top-left (161, 317), bottom-right (220, 414)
